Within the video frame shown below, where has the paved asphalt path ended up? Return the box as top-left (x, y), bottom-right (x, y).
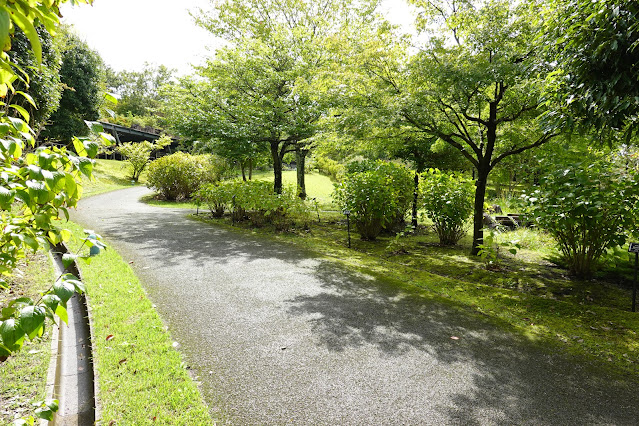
top-left (71, 187), bottom-right (638, 425)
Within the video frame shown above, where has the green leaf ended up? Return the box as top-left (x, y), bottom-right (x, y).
top-left (19, 306), bottom-right (46, 340)
top-left (9, 104), bottom-right (30, 123)
top-left (41, 294), bottom-right (60, 317)
top-left (84, 121), bottom-right (104, 134)
top-left (61, 274), bottom-right (85, 294)
top-left (0, 185), bottom-right (14, 210)
top-left (62, 253), bottom-right (78, 270)
top-left (0, 9), bottom-right (10, 51)
top-left (10, 7), bottom-right (42, 64)
top-left (72, 137), bottom-right (87, 157)
top-left (55, 304), bottom-right (68, 325)
top-left (53, 279), bottom-right (75, 304)
top-left (35, 399), bottom-right (59, 421)
top-left (15, 91), bottom-right (36, 108)
top-left (0, 318), bottom-right (25, 351)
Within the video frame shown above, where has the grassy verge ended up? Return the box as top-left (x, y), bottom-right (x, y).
top-left (0, 252), bottom-right (55, 425)
top-left (82, 159), bottom-right (144, 197)
top-left (64, 222), bottom-right (213, 425)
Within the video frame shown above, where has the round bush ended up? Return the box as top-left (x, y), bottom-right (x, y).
top-left (334, 162), bottom-right (412, 240)
top-left (419, 170), bottom-right (474, 245)
top-left (524, 157), bottom-right (639, 277)
top-left (147, 153), bottom-right (222, 200)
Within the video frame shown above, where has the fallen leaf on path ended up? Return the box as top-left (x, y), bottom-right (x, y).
top-left (450, 336), bottom-right (460, 340)
top-left (106, 334), bottom-right (114, 341)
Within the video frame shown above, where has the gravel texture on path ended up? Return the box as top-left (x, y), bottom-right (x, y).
top-left (71, 187), bottom-right (638, 425)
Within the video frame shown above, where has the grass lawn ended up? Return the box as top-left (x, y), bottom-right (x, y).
top-left (0, 252), bottom-right (55, 424)
top-left (82, 158), bottom-right (144, 197)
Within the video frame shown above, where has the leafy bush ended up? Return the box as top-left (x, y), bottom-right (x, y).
top-left (313, 155), bottom-right (344, 181)
top-left (524, 157), bottom-right (639, 277)
top-left (146, 153), bottom-right (225, 200)
top-left (334, 162), bottom-right (412, 240)
top-left (419, 170), bottom-right (474, 245)
top-left (195, 180), bottom-right (309, 230)
top-left (342, 160), bottom-right (414, 232)
top-left (117, 136), bottom-right (171, 181)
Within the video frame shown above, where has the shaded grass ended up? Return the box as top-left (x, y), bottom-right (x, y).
top-left (64, 222), bottom-right (214, 425)
top-left (0, 252), bottom-right (54, 425)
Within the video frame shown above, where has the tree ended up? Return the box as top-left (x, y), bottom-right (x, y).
top-left (40, 29), bottom-right (103, 144)
top-left (106, 63), bottom-right (175, 119)
top-left (6, 26), bottom-right (62, 137)
top-left (382, 0), bottom-right (557, 253)
top-left (162, 76), bottom-right (269, 181)
top-left (117, 135), bottom-right (172, 182)
top-left (538, 0), bottom-right (639, 135)
top-left (190, 0), bottom-right (378, 195)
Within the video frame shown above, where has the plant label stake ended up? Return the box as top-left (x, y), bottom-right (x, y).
top-left (344, 210), bottom-right (351, 248)
top-left (628, 242), bottom-right (639, 312)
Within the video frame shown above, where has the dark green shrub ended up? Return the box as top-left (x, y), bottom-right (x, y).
top-left (194, 180), bottom-right (310, 230)
top-left (341, 160), bottom-right (414, 233)
top-left (146, 153), bottom-right (224, 200)
top-left (524, 157), bottom-right (639, 277)
top-left (334, 165), bottom-right (407, 241)
top-left (419, 170), bottom-right (474, 245)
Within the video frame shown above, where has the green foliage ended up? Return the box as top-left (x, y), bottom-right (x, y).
top-left (419, 169), bottom-right (474, 245)
top-left (146, 152), bottom-right (225, 200)
top-left (41, 29), bottom-right (103, 143)
top-left (538, 0), bottom-right (639, 134)
top-left (105, 63), bottom-right (174, 119)
top-left (524, 154), bottom-right (639, 277)
top-left (195, 179), bottom-right (310, 230)
top-left (334, 161), bottom-right (412, 240)
top-left (117, 136), bottom-right (172, 182)
top-left (1, 230), bottom-right (107, 359)
top-left (312, 154), bottom-right (344, 181)
top-left (346, 160), bottom-right (414, 229)
top-left (7, 25), bottom-right (62, 135)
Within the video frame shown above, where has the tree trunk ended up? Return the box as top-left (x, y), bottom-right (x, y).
top-left (296, 148), bottom-right (308, 199)
top-left (249, 158), bottom-right (253, 180)
top-left (271, 141), bottom-right (283, 194)
top-left (471, 165), bottom-right (490, 255)
top-left (241, 160), bottom-right (247, 181)
top-left (411, 171), bottom-right (419, 229)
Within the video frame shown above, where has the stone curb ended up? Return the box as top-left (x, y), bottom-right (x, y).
top-left (45, 244), bottom-right (98, 425)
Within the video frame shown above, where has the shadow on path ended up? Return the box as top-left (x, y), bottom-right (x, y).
top-left (289, 261), bottom-right (638, 425)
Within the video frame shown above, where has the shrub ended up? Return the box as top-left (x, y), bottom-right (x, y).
top-left (334, 166), bottom-right (404, 241)
top-left (194, 180), bottom-right (310, 230)
top-left (117, 136), bottom-right (171, 182)
top-left (146, 153), bottom-right (224, 200)
top-left (419, 169), bottom-right (474, 245)
top-left (523, 157), bottom-right (639, 278)
top-left (313, 155), bottom-right (345, 181)
top-left (343, 160), bottom-right (414, 231)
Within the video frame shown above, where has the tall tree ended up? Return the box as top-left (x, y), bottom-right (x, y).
top-left (359, 0), bottom-right (556, 253)
top-left (6, 26), bottom-right (62, 137)
top-left (191, 0), bottom-right (378, 195)
top-left (538, 0), bottom-right (639, 135)
top-left (106, 63), bottom-right (175, 119)
top-left (40, 29), bottom-right (103, 144)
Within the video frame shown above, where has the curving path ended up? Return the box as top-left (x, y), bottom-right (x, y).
top-left (71, 187), bottom-right (638, 425)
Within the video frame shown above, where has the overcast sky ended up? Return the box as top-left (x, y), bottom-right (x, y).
top-left (61, 0), bottom-right (416, 75)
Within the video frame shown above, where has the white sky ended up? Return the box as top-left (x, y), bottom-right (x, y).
top-left (61, 0), bottom-right (416, 75)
